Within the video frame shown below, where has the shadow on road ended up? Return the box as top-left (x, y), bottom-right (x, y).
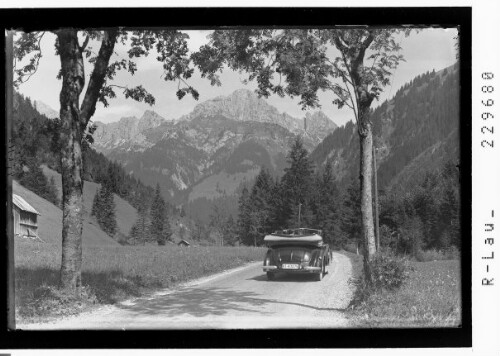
top-left (248, 273), bottom-right (318, 282)
top-left (249, 270), bottom-right (330, 282)
top-left (119, 286), bottom-right (345, 318)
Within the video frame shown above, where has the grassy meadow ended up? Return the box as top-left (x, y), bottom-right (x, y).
top-left (14, 170), bottom-right (266, 324)
top-left (342, 251), bottom-right (461, 327)
top-left (15, 240), bottom-right (265, 323)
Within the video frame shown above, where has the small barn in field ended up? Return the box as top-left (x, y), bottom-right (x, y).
top-left (13, 194), bottom-right (41, 239)
top-left (178, 239), bottom-right (191, 247)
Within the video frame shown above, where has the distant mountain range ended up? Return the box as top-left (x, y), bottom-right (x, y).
top-left (92, 110), bottom-right (167, 154)
top-left (91, 89), bottom-right (338, 203)
top-left (31, 64), bottom-right (460, 216)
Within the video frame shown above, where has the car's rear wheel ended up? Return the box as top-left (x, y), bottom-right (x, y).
top-left (267, 272), bottom-right (275, 281)
top-left (315, 262), bottom-right (324, 281)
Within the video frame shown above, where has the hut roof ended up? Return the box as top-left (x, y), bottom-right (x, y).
top-left (178, 239), bottom-right (190, 246)
top-left (13, 194), bottom-right (41, 215)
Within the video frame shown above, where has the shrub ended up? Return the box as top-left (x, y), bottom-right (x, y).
top-left (444, 245), bottom-right (460, 260)
top-left (349, 252), bottom-right (413, 308)
top-left (398, 217), bottom-right (424, 258)
top-left (370, 252), bottom-right (413, 290)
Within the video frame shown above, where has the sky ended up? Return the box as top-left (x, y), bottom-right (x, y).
top-left (16, 28), bottom-right (458, 127)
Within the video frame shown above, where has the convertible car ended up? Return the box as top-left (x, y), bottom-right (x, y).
top-left (262, 228), bottom-right (331, 281)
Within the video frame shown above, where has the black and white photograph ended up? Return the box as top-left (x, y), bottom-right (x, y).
top-left (0, 4), bottom-right (488, 351)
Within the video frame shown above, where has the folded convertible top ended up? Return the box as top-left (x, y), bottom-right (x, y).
top-left (264, 228), bottom-right (324, 246)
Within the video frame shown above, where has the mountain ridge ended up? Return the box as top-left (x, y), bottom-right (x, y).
top-left (310, 63), bottom-right (460, 192)
top-left (91, 89), bottom-right (338, 203)
top-left (178, 88), bottom-right (337, 138)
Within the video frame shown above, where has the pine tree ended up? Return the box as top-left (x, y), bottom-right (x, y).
top-left (281, 136), bottom-right (315, 227)
top-left (97, 184), bottom-right (117, 237)
top-left (267, 178), bottom-right (288, 232)
top-left (18, 159), bottom-right (60, 207)
top-left (130, 201), bottom-right (150, 245)
top-left (92, 183), bottom-right (117, 237)
top-left (313, 161), bottom-right (342, 248)
top-left (237, 186), bottom-right (253, 246)
top-left (91, 187), bottom-right (101, 217)
top-left (249, 168), bottom-right (273, 239)
top-left (150, 184), bottom-right (171, 245)
top-left (104, 186), bottom-right (117, 236)
top-left (224, 215), bottom-right (237, 246)
top-left (161, 211), bottom-right (173, 245)
top-left (341, 181), bottom-right (363, 250)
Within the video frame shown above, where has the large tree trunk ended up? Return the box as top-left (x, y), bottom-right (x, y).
top-left (57, 30), bottom-right (86, 296)
top-left (55, 29), bottom-right (117, 296)
top-left (358, 106), bottom-right (377, 285)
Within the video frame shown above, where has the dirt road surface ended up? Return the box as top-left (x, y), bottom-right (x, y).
top-left (18, 252), bottom-right (355, 329)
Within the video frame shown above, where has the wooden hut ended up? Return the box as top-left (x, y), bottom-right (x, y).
top-left (178, 239), bottom-right (191, 247)
top-left (13, 194), bottom-right (41, 240)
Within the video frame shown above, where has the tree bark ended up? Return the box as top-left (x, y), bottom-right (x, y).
top-left (6, 30), bottom-right (16, 329)
top-left (358, 105), bottom-right (377, 286)
top-left (57, 30), bottom-right (86, 296)
top-left (373, 145), bottom-right (380, 252)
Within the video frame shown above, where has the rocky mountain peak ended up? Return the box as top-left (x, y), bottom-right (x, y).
top-left (304, 111), bottom-right (338, 132)
top-left (188, 88), bottom-right (277, 122)
top-left (93, 110), bottom-right (165, 153)
top-left (138, 110), bottom-right (165, 132)
top-left (118, 116), bottom-right (139, 125)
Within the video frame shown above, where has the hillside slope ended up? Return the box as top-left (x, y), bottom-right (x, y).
top-left (13, 180), bottom-right (118, 247)
top-left (311, 63), bottom-right (460, 191)
top-left (41, 166), bottom-right (138, 237)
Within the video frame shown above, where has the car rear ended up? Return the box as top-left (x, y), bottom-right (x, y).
top-left (263, 245), bottom-right (323, 279)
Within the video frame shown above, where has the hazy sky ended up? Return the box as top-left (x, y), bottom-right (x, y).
top-left (17, 28), bottom-right (458, 127)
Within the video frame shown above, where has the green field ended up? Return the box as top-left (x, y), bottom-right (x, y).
top-left (343, 251), bottom-right (461, 327)
top-left (15, 240), bottom-right (265, 323)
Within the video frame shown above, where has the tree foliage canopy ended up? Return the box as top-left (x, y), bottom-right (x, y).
top-left (193, 28), bottom-right (411, 117)
top-left (14, 29), bottom-right (200, 123)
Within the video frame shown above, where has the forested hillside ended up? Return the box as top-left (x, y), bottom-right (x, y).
top-left (236, 137), bottom-right (460, 258)
top-left (311, 63), bottom-right (460, 191)
top-left (11, 92), bottom-right (157, 213)
top-left (234, 64), bottom-right (461, 258)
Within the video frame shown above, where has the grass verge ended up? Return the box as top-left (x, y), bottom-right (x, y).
top-left (15, 241), bottom-right (265, 324)
top-left (340, 251), bottom-right (461, 328)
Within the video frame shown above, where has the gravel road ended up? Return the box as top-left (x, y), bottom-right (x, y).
top-left (18, 252), bottom-right (355, 329)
